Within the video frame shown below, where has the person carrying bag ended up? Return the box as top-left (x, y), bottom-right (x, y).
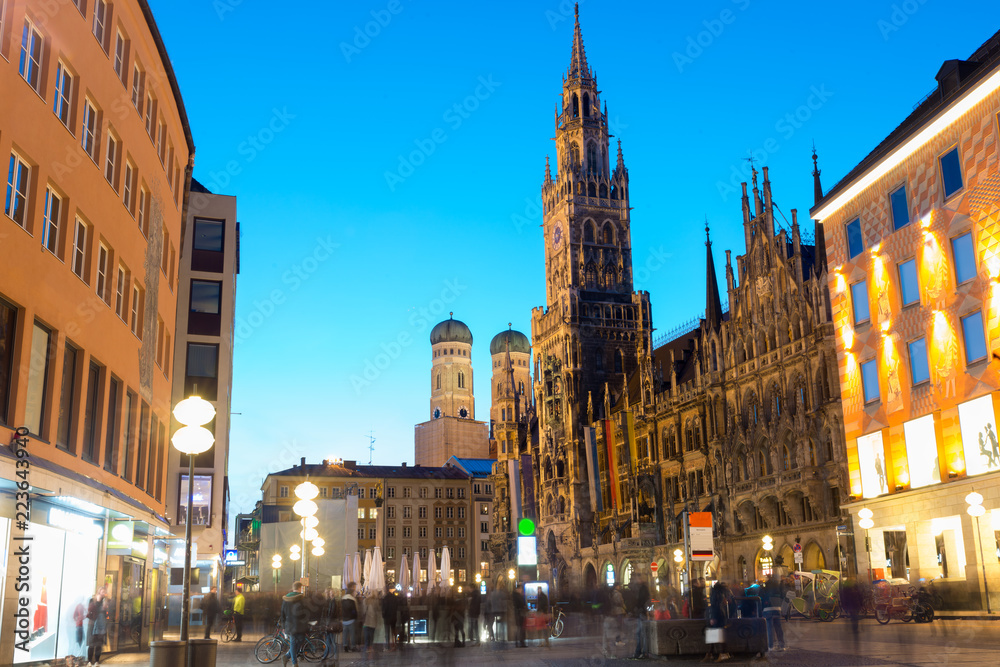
top-left (703, 581), bottom-right (731, 663)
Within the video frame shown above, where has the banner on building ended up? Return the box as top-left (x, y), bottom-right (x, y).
top-left (584, 427), bottom-right (603, 512)
top-left (958, 395), bottom-right (1000, 476)
top-left (857, 430), bottom-right (889, 498)
top-left (521, 453), bottom-right (537, 519)
top-left (508, 458), bottom-right (522, 520)
top-left (604, 419), bottom-right (618, 509)
top-left (689, 511), bottom-right (714, 561)
top-left (624, 411), bottom-right (638, 474)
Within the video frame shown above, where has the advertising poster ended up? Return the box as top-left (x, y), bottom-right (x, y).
top-left (958, 395), bottom-right (1000, 476)
top-left (903, 415), bottom-right (941, 488)
top-left (178, 475), bottom-right (212, 525)
top-left (689, 511), bottom-right (714, 561)
top-left (857, 431), bottom-right (889, 498)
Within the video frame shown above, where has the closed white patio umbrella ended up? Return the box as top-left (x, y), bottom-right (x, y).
top-left (399, 553), bottom-right (410, 592)
top-left (363, 549), bottom-right (373, 591)
top-left (427, 549), bottom-right (437, 591)
top-left (369, 546), bottom-right (385, 593)
top-left (439, 546), bottom-right (452, 591)
top-left (411, 552), bottom-right (421, 596)
top-left (353, 552), bottom-right (362, 589)
top-left (342, 554), bottom-right (353, 588)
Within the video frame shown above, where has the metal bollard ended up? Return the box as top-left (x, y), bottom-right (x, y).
top-left (187, 638), bottom-right (218, 667)
top-left (149, 640), bottom-right (185, 667)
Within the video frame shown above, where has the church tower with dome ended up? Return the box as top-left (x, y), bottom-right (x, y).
top-left (414, 314), bottom-right (490, 467)
top-left (489, 326), bottom-right (532, 461)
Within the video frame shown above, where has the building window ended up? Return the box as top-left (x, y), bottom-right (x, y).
top-left (418, 506), bottom-right (426, 518)
top-left (951, 232), bottom-right (976, 285)
top-left (369, 527), bottom-right (376, 540)
top-left (387, 526), bottom-right (395, 538)
top-left (92, 0), bottom-right (108, 48)
top-left (115, 266), bottom-right (127, 319)
top-left (403, 487), bottom-right (411, 498)
top-left (43, 188), bottom-right (62, 255)
top-left (279, 485), bottom-right (288, 498)
top-left (485, 484), bottom-right (491, 494)
top-left (458, 507), bottom-right (465, 518)
top-left (481, 504), bottom-right (489, 515)
top-left (435, 488), bottom-right (442, 499)
top-left (846, 218), bottom-right (864, 259)
top-left (889, 185), bottom-right (910, 231)
top-left (114, 31), bottom-right (126, 79)
top-left (185, 343), bottom-right (219, 400)
top-left (320, 486), bottom-right (327, 497)
top-left (72, 219), bottom-right (88, 280)
top-left (104, 376), bottom-right (120, 472)
top-left (56, 343), bottom-right (78, 450)
top-left (53, 62), bottom-right (73, 127)
top-left (961, 311), bottom-right (987, 364)
top-left (387, 506), bottom-right (395, 519)
top-left (940, 146), bottom-right (963, 199)
top-left (145, 93), bottom-right (155, 135)
top-left (19, 20), bottom-right (43, 91)
top-left (446, 488), bottom-right (454, 499)
top-left (123, 161), bottom-right (135, 213)
top-left (908, 338), bottom-right (929, 385)
top-left (358, 528), bottom-right (364, 540)
top-left (82, 361), bottom-right (102, 463)
top-left (25, 322), bottom-right (52, 436)
top-left (6, 152), bottom-right (31, 226)
top-left (130, 285), bottom-right (141, 335)
top-left (861, 359), bottom-right (879, 404)
top-left (359, 508), bottom-right (367, 520)
top-left (457, 549), bottom-right (465, 560)
top-left (403, 506), bottom-right (411, 518)
top-left (473, 483), bottom-right (481, 494)
top-left (434, 527), bottom-right (441, 538)
top-left (190, 279), bottom-right (222, 314)
top-left (131, 64), bottom-right (143, 111)
top-left (0, 300), bottom-right (16, 425)
top-left (370, 508), bottom-right (377, 519)
top-left (434, 507), bottom-right (442, 519)
top-left (458, 488), bottom-right (465, 499)
top-left (96, 243), bottom-right (109, 302)
top-left (105, 132), bottom-right (119, 188)
top-left (481, 540), bottom-right (489, 552)
top-left (851, 280), bottom-right (870, 325)
top-left (480, 521), bottom-right (488, 533)
top-left (446, 527), bottom-right (453, 538)
top-left (458, 527), bottom-right (465, 538)
top-left (387, 486), bottom-right (395, 498)
top-left (446, 507), bottom-right (454, 518)
top-left (403, 527), bottom-right (411, 538)
top-left (138, 186), bottom-right (150, 236)
top-left (898, 259), bottom-right (919, 306)
top-left (82, 100), bottom-right (99, 160)
top-left (420, 527), bottom-right (428, 538)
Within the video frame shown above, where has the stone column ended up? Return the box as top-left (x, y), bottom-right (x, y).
top-left (961, 510), bottom-right (1000, 611)
top-left (908, 519), bottom-right (939, 583)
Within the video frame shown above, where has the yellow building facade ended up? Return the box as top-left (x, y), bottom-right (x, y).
top-left (813, 36), bottom-right (1000, 610)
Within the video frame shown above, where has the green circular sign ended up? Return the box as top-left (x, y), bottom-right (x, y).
top-left (517, 517), bottom-right (536, 536)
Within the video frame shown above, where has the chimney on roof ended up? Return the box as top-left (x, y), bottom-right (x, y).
top-left (300, 457), bottom-right (306, 469)
top-left (402, 462), bottom-right (407, 467)
top-left (344, 460), bottom-right (356, 471)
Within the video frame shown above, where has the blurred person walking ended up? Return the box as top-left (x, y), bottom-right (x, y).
top-left (762, 575), bottom-right (785, 651)
top-left (279, 582), bottom-right (308, 667)
top-left (341, 583), bottom-right (359, 653)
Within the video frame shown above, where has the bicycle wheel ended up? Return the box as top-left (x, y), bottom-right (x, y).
top-left (551, 617), bottom-right (564, 638)
top-left (817, 607), bottom-right (835, 622)
top-left (255, 637), bottom-right (285, 664)
top-left (221, 623), bottom-right (235, 643)
top-left (901, 609), bottom-right (913, 622)
top-left (301, 636), bottom-right (326, 663)
top-left (875, 607), bottom-right (890, 625)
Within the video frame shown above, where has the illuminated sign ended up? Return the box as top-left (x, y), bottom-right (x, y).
top-left (517, 517), bottom-right (536, 536)
top-left (690, 512), bottom-right (714, 561)
top-left (108, 520), bottom-right (134, 550)
top-left (224, 549), bottom-right (245, 566)
top-left (517, 536), bottom-right (537, 566)
top-left (857, 431), bottom-right (889, 498)
top-left (958, 395), bottom-right (1000, 476)
top-left (48, 507), bottom-right (103, 539)
top-left (903, 415), bottom-right (941, 488)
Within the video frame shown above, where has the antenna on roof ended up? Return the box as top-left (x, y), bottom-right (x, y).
top-left (367, 430), bottom-right (376, 465)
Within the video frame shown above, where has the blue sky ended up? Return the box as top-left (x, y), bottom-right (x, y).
top-left (147, 0), bottom-right (1000, 529)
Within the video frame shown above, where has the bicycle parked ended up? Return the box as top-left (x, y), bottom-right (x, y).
top-left (254, 621), bottom-right (327, 664)
top-left (550, 606), bottom-right (567, 638)
top-left (220, 609), bottom-right (237, 643)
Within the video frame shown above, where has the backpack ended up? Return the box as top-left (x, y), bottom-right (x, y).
top-left (87, 600), bottom-right (98, 621)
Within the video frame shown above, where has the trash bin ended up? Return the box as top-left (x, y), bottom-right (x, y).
top-left (187, 638), bottom-right (218, 667)
top-left (149, 640), bottom-right (185, 667)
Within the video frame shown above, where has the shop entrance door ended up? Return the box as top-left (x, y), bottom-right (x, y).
top-left (117, 558), bottom-right (146, 650)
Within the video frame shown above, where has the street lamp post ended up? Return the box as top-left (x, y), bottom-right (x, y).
top-left (762, 535), bottom-right (774, 578)
top-left (290, 545), bottom-right (301, 583)
top-left (294, 481), bottom-right (319, 589)
top-left (171, 396), bottom-right (216, 646)
top-left (966, 492), bottom-right (992, 614)
top-left (858, 508), bottom-right (874, 583)
top-left (271, 555), bottom-right (282, 594)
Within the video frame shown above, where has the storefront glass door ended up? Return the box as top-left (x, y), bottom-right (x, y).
top-left (116, 559), bottom-right (145, 650)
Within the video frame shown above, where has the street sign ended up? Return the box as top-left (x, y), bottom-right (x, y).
top-left (837, 525), bottom-right (848, 531)
top-left (689, 512), bottom-right (714, 561)
top-left (650, 562), bottom-right (658, 574)
top-left (794, 552), bottom-right (804, 564)
top-left (792, 543), bottom-right (802, 553)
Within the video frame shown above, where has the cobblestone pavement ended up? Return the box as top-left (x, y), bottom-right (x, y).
top-left (99, 618), bottom-right (1000, 666)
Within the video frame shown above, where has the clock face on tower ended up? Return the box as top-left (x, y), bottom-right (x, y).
top-left (459, 407), bottom-right (469, 419)
top-left (433, 407), bottom-right (442, 419)
top-left (553, 225), bottom-right (563, 248)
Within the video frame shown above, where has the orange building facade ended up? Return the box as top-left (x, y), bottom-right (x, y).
top-left (0, 0), bottom-right (192, 660)
top-left (813, 34), bottom-right (1000, 610)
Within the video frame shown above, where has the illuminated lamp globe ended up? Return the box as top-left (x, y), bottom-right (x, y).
top-left (171, 425), bottom-right (214, 455)
top-left (968, 504), bottom-right (986, 518)
top-left (290, 545), bottom-right (300, 553)
top-left (312, 546), bottom-right (325, 556)
top-left (272, 554), bottom-right (282, 562)
top-left (859, 518), bottom-right (874, 530)
top-left (966, 492), bottom-right (984, 507)
top-left (303, 516), bottom-right (319, 529)
top-left (300, 527), bottom-right (319, 541)
top-left (293, 499), bottom-right (318, 518)
top-left (271, 560), bottom-right (281, 569)
top-left (312, 537), bottom-right (325, 548)
top-left (507, 569), bottom-right (515, 580)
top-left (295, 481), bottom-right (320, 501)
top-left (858, 508), bottom-right (874, 521)
top-left (173, 396), bottom-right (216, 427)
top-left (290, 551), bottom-right (300, 561)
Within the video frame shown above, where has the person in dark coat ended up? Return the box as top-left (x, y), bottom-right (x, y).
top-left (86, 587), bottom-right (110, 665)
top-left (340, 583), bottom-right (359, 652)
top-left (468, 588), bottom-right (482, 644)
top-left (202, 587), bottom-right (221, 639)
top-left (704, 581), bottom-right (731, 662)
top-left (763, 575), bottom-right (786, 651)
top-left (320, 588), bottom-right (341, 666)
top-left (631, 574), bottom-right (651, 659)
top-left (535, 587), bottom-right (550, 647)
top-left (279, 582), bottom-right (308, 667)
top-left (692, 577), bottom-right (707, 619)
top-left (512, 584), bottom-right (527, 647)
top-left (382, 585), bottom-right (399, 650)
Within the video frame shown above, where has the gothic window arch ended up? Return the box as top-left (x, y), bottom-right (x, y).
top-left (614, 349), bottom-right (623, 373)
top-left (556, 460), bottom-right (565, 478)
top-left (437, 374), bottom-right (441, 390)
top-left (782, 445), bottom-right (791, 471)
top-left (599, 182), bottom-right (607, 198)
top-left (711, 340), bottom-right (718, 372)
top-left (582, 93), bottom-right (590, 117)
top-left (588, 182), bottom-right (597, 197)
top-left (694, 419), bottom-right (702, 449)
top-left (739, 450), bottom-right (749, 481)
top-left (572, 93), bottom-right (580, 118)
top-left (602, 223), bottom-right (615, 245)
top-left (605, 264), bottom-right (617, 289)
top-left (569, 141), bottom-right (580, 166)
top-left (458, 371), bottom-right (465, 389)
top-left (586, 142), bottom-right (598, 171)
top-left (685, 420), bottom-right (693, 452)
top-left (584, 220), bottom-right (595, 243)
top-left (806, 440), bottom-right (817, 467)
top-left (585, 262), bottom-right (598, 289)
top-left (735, 339), bottom-right (746, 365)
top-left (518, 381), bottom-right (525, 394)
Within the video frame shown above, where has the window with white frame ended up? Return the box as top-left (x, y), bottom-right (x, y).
top-left (92, 0), bottom-right (108, 49)
top-left (43, 188), bottom-right (62, 255)
top-left (123, 161), bottom-right (135, 213)
top-left (96, 243), bottom-right (109, 302)
top-left (82, 100), bottom-right (99, 160)
top-left (6, 152), bottom-right (31, 226)
top-left (156, 121), bottom-right (166, 163)
top-left (115, 265), bottom-right (127, 319)
top-left (72, 219), bottom-right (88, 280)
top-left (114, 30), bottom-right (126, 80)
top-left (951, 232), bottom-right (977, 285)
top-left (851, 280), bottom-right (870, 325)
top-left (105, 132), bottom-right (119, 187)
top-left (132, 64), bottom-right (143, 111)
top-left (961, 311), bottom-right (987, 364)
top-left (138, 185), bottom-right (149, 235)
top-left (940, 146), bottom-right (963, 199)
top-left (130, 285), bottom-right (140, 335)
top-left (145, 93), bottom-right (155, 135)
top-left (19, 20), bottom-right (43, 91)
top-left (861, 358), bottom-right (879, 404)
top-left (53, 62), bottom-right (73, 127)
